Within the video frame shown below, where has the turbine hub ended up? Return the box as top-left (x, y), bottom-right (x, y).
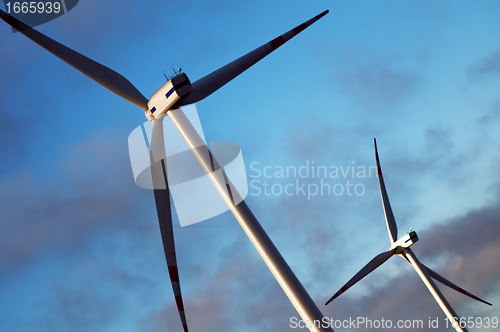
top-left (146, 73), bottom-right (192, 121)
top-left (391, 230), bottom-right (418, 252)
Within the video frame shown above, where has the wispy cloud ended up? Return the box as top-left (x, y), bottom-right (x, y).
top-left (330, 46), bottom-right (421, 109)
top-left (0, 129), bottom-right (146, 273)
top-left (468, 51), bottom-right (500, 80)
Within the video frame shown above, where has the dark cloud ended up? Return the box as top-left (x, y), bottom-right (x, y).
top-left (468, 51), bottom-right (500, 81)
top-left (133, 194), bottom-right (500, 332)
top-left (416, 200), bottom-right (500, 295)
top-left (0, 46), bottom-right (60, 170)
top-left (330, 47), bottom-right (421, 109)
top-left (0, 128), bottom-right (148, 274)
top-left (337, 66), bottom-right (419, 108)
top-left (477, 99), bottom-right (500, 128)
top-left (138, 247), bottom-right (297, 332)
top-left (40, 259), bottom-right (152, 332)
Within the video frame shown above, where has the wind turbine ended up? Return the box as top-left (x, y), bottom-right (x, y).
top-left (1, 9), bottom-right (333, 332)
top-left (325, 139), bottom-right (492, 332)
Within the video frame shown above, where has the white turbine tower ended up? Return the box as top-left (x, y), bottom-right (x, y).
top-left (325, 139), bottom-right (492, 332)
top-left (1, 9), bottom-right (332, 332)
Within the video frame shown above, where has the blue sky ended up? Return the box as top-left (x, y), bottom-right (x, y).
top-left (1, 1), bottom-right (500, 331)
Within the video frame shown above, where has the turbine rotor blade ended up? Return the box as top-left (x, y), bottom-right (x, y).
top-left (177, 10), bottom-right (329, 106)
top-left (0, 9), bottom-right (149, 110)
top-left (422, 263), bottom-right (492, 306)
top-left (374, 138), bottom-right (398, 244)
top-left (150, 119), bottom-right (189, 332)
top-left (403, 248), bottom-right (467, 332)
top-left (325, 249), bottom-right (395, 305)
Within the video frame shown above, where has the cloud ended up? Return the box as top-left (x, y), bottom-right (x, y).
top-left (132, 195), bottom-right (500, 332)
top-left (468, 51), bottom-right (500, 80)
top-left (137, 248), bottom-right (296, 332)
top-left (0, 128), bottom-right (148, 274)
top-left (40, 258), bottom-right (152, 332)
top-left (330, 46), bottom-right (421, 109)
top-left (0, 49), bottom-right (59, 170)
top-left (416, 200), bottom-right (500, 295)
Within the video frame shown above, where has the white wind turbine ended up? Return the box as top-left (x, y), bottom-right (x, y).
top-left (1, 9), bottom-right (333, 332)
top-left (325, 139), bottom-right (492, 332)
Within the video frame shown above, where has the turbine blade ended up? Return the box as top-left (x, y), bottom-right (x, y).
top-left (177, 10), bottom-right (329, 106)
top-left (374, 138), bottom-right (398, 244)
top-left (422, 264), bottom-right (492, 306)
top-left (0, 9), bottom-right (148, 110)
top-left (403, 248), bottom-right (467, 332)
top-left (325, 249), bottom-right (394, 305)
top-left (150, 119), bottom-right (189, 332)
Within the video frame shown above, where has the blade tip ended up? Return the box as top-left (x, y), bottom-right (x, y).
top-left (318, 10), bottom-right (329, 19)
top-left (325, 292), bottom-right (339, 305)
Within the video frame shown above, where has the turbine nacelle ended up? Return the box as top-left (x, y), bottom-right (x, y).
top-left (391, 230), bottom-right (418, 253)
top-left (146, 73), bottom-right (193, 120)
